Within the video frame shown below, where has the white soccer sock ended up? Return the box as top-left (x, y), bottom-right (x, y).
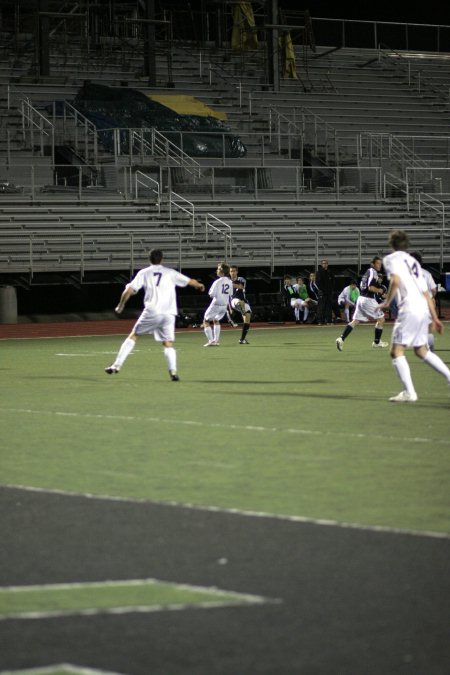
top-left (303, 307), bottom-right (309, 322)
top-left (164, 346), bottom-right (177, 372)
top-left (294, 307), bottom-right (300, 320)
top-left (114, 337), bottom-right (136, 367)
top-left (427, 333), bottom-right (435, 352)
top-left (214, 323), bottom-right (221, 342)
top-left (344, 308), bottom-right (350, 322)
top-left (204, 325), bottom-right (213, 342)
top-left (392, 356), bottom-right (416, 395)
top-left (423, 350), bottom-right (450, 383)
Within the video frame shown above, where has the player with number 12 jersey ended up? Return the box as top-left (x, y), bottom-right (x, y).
top-left (203, 262), bottom-right (233, 346)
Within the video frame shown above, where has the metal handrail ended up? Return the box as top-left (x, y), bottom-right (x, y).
top-left (360, 133), bottom-right (431, 174)
top-left (152, 128), bottom-right (201, 178)
top-left (383, 172), bottom-right (409, 206)
top-left (169, 191), bottom-right (195, 233)
top-left (20, 99), bottom-right (55, 162)
top-left (205, 213), bottom-right (232, 260)
top-left (7, 83), bottom-right (31, 110)
top-left (418, 193), bottom-right (445, 230)
top-left (378, 45), bottom-right (450, 107)
top-left (2, 225), bottom-right (447, 274)
top-left (58, 100), bottom-right (99, 166)
top-left (134, 170), bottom-right (160, 211)
top-left (311, 16), bottom-right (450, 51)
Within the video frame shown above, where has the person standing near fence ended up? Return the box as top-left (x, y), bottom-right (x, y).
top-left (315, 259), bottom-right (334, 325)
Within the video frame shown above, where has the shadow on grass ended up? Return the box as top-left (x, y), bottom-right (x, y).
top-left (192, 379), bottom-right (330, 385)
top-left (212, 389), bottom-right (450, 407)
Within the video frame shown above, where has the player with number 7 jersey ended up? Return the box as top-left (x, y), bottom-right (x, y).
top-left (104, 249), bottom-right (205, 380)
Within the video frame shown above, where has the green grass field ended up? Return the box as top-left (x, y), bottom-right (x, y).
top-left (1, 324), bottom-right (449, 535)
top-left (0, 578), bottom-right (263, 619)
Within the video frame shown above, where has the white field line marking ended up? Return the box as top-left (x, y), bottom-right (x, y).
top-left (0, 577), bottom-right (278, 622)
top-left (0, 406), bottom-right (449, 447)
top-left (1, 577), bottom-right (274, 604)
top-left (3, 484), bottom-right (450, 541)
top-left (0, 578), bottom-right (278, 623)
top-left (0, 599), bottom-right (273, 622)
top-left (0, 663), bottom-right (127, 675)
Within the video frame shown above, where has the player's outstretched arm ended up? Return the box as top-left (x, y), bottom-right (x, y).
top-left (115, 287), bottom-right (135, 314)
top-left (189, 279), bottom-right (205, 292)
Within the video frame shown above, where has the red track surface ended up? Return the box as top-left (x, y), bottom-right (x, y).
top-left (1, 309), bottom-right (449, 340)
top-left (0, 320), bottom-right (294, 339)
top-left (0, 319), bottom-right (136, 339)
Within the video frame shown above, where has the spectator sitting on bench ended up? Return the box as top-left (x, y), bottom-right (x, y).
top-left (283, 275), bottom-right (313, 323)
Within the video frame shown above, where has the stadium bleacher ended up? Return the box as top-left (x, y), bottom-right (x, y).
top-left (0, 3), bottom-right (449, 305)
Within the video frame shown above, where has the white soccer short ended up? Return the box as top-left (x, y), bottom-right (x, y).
top-left (391, 311), bottom-right (430, 348)
top-left (290, 298), bottom-right (306, 309)
top-left (204, 302), bottom-right (228, 322)
top-left (230, 297), bottom-right (251, 314)
top-left (133, 310), bottom-right (176, 342)
top-left (352, 296), bottom-right (384, 322)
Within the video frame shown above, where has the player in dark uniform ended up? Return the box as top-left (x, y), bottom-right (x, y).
top-left (229, 265), bottom-right (252, 344)
top-left (336, 256), bottom-right (388, 351)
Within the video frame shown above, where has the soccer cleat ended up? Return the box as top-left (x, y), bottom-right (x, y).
top-left (239, 339), bottom-right (249, 344)
top-left (169, 370), bottom-right (180, 381)
top-left (105, 365), bottom-right (120, 374)
top-left (203, 340), bottom-right (216, 347)
top-left (389, 390), bottom-right (418, 403)
top-left (372, 341), bottom-right (388, 348)
top-left (336, 337), bottom-right (344, 351)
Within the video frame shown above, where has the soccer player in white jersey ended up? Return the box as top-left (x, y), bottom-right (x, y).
top-left (380, 230), bottom-right (450, 402)
top-left (105, 249), bottom-right (204, 380)
top-left (202, 262), bottom-right (233, 346)
top-left (410, 250), bottom-right (438, 352)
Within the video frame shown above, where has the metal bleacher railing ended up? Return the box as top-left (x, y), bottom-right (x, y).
top-left (1, 225), bottom-right (448, 278)
top-left (2, 11), bottom-right (450, 277)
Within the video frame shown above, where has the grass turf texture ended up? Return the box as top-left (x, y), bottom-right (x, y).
top-left (0, 579), bottom-right (255, 618)
top-left (1, 324), bottom-right (449, 534)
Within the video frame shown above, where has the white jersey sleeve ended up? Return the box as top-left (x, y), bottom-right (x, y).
top-left (422, 268), bottom-right (437, 296)
top-left (338, 286), bottom-right (349, 304)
